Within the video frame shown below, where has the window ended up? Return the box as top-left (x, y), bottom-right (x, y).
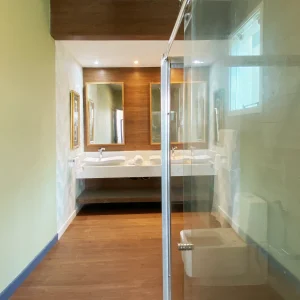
top-left (229, 5), bottom-right (262, 114)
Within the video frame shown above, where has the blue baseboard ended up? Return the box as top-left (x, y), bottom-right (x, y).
top-left (0, 234), bottom-right (58, 300)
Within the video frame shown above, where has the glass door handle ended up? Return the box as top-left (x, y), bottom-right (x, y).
top-left (178, 243), bottom-right (194, 251)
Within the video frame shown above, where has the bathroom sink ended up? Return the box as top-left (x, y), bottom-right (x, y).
top-left (149, 155), bottom-right (161, 165)
top-left (149, 155), bottom-right (210, 165)
top-left (171, 156), bottom-right (191, 164)
top-left (191, 155), bottom-right (211, 164)
top-left (84, 156), bottom-right (126, 166)
top-left (171, 156), bottom-right (185, 164)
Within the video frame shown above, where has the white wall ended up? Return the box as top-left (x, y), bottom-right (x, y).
top-left (55, 41), bottom-right (85, 238)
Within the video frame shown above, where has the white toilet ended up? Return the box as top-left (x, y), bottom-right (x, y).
top-left (180, 193), bottom-right (268, 286)
top-left (180, 228), bottom-right (248, 278)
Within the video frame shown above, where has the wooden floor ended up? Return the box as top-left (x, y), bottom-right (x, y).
top-left (12, 203), bottom-right (283, 300)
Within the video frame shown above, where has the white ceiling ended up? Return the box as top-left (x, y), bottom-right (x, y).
top-left (61, 40), bottom-right (228, 68)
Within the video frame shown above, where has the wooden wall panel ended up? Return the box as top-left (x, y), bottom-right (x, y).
top-left (50, 0), bottom-right (183, 40)
top-left (83, 67), bottom-right (210, 151)
top-left (83, 67), bottom-right (184, 151)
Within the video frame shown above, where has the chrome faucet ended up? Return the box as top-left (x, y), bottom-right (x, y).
top-left (171, 146), bottom-right (178, 158)
top-left (98, 148), bottom-right (106, 159)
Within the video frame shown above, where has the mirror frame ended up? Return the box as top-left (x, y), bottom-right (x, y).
top-left (84, 82), bottom-right (125, 151)
top-left (149, 81), bottom-right (208, 148)
top-left (70, 90), bottom-right (81, 150)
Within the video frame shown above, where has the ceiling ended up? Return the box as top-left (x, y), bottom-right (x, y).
top-left (61, 40), bottom-right (228, 68)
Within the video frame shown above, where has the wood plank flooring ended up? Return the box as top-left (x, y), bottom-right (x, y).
top-left (11, 203), bottom-right (283, 300)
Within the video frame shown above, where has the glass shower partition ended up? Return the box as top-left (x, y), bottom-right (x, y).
top-left (161, 0), bottom-right (300, 299)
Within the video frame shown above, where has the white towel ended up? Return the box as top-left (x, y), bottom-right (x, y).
top-left (74, 157), bottom-right (84, 176)
top-left (133, 155), bottom-right (144, 166)
top-left (127, 159), bottom-right (135, 166)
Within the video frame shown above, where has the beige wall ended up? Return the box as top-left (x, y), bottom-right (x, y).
top-left (0, 0), bottom-right (56, 293)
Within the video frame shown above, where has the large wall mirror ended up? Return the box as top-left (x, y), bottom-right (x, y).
top-left (86, 82), bottom-right (125, 146)
top-left (150, 82), bottom-right (207, 145)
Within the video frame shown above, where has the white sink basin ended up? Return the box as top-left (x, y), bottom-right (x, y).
top-left (192, 155), bottom-right (211, 164)
top-left (149, 155), bottom-right (161, 165)
top-left (84, 156), bottom-right (126, 166)
top-left (150, 155), bottom-right (193, 165)
top-left (171, 156), bottom-right (191, 164)
top-left (171, 155), bottom-right (211, 164)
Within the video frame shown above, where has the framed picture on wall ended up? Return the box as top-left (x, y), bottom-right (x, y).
top-left (70, 90), bottom-right (80, 149)
top-left (88, 99), bottom-right (95, 143)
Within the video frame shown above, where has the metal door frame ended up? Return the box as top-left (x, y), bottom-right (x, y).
top-left (161, 1), bottom-right (190, 299)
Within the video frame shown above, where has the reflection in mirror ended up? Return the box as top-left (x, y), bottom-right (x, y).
top-left (151, 83), bottom-right (183, 143)
top-left (88, 100), bottom-right (95, 142)
top-left (150, 82), bottom-right (207, 144)
top-left (86, 83), bottom-right (124, 145)
top-left (213, 89), bottom-right (225, 145)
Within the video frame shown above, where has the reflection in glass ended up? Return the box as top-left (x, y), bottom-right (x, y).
top-left (151, 82), bottom-right (207, 144)
top-left (88, 100), bottom-right (95, 142)
top-left (86, 83), bottom-right (124, 144)
top-left (166, 0), bottom-right (300, 299)
top-left (229, 4), bottom-right (262, 114)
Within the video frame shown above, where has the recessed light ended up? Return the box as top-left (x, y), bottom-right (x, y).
top-left (134, 60), bottom-right (139, 65)
top-left (193, 60), bottom-right (204, 64)
top-left (94, 60), bottom-right (99, 65)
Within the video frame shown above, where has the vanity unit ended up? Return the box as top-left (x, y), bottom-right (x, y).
top-left (76, 73), bottom-right (213, 205)
top-left (76, 151), bottom-right (215, 205)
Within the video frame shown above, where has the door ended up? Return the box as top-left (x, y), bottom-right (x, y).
top-left (162, 0), bottom-right (300, 299)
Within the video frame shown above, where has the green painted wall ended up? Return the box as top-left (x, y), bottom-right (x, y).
top-left (0, 0), bottom-right (56, 293)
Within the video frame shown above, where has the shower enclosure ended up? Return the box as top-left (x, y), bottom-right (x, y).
top-left (161, 0), bottom-right (300, 299)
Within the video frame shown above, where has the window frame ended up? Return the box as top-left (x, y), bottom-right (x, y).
top-left (228, 3), bottom-right (264, 116)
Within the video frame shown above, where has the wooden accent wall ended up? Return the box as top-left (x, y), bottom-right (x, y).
top-left (84, 67), bottom-right (183, 151)
top-left (50, 0), bottom-right (183, 40)
top-left (84, 67), bottom-right (210, 151)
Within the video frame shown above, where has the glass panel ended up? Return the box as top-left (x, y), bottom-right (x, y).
top-left (169, 0), bottom-right (300, 299)
top-left (151, 83), bottom-right (184, 143)
top-left (151, 81), bottom-right (207, 144)
top-left (229, 4), bottom-right (262, 113)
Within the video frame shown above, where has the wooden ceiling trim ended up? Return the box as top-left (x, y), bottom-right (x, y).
top-left (50, 0), bottom-right (183, 40)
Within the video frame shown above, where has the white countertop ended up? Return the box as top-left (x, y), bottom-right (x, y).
top-left (77, 163), bottom-right (215, 179)
top-left (75, 150), bottom-right (216, 179)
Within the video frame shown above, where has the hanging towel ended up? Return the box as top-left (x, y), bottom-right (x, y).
top-left (74, 157), bottom-right (84, 176)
